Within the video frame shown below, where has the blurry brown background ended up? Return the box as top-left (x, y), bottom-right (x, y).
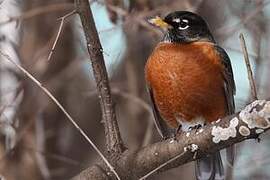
top-left (0, 0), bottom-right (269, 179)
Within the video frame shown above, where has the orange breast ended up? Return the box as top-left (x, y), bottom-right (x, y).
top-left (145, 42), bottom-right (226, 128)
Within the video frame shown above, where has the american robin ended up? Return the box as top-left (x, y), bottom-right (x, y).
top-left (145, 11), bottom-right (236, 180)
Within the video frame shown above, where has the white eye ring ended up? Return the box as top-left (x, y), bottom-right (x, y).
top-left (178, 19), bottom-right (189, 30)
top-left (178, 24), bottom-right (189, 30)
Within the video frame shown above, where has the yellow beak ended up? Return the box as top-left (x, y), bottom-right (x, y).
top-left (148, 16), bottom-right (172, 29)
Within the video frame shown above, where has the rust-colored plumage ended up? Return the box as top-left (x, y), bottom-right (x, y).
top-left (146, 11), bottom-right (236, 180)
top-left (145, 42), bottom-right (226, 128)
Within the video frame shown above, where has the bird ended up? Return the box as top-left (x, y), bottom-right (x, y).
top-left (145, 11), bottom-right (236, 180)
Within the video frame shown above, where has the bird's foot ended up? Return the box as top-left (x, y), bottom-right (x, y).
top-left (188, 124), bottom-right (202, 133)
top-left (176, 124), bottom-right (182, 134)
top-left (172, 124), bottom-right (183, 140)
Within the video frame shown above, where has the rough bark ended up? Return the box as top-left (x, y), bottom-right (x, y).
top-left (72, 99), bottom-right (270, 179)
top-left (75, 0), bottom-right (124, 155)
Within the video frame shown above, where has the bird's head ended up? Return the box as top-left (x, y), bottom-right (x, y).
top-left (149, 11), bottom-right (215, 43)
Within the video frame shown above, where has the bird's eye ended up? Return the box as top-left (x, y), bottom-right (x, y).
top-left (178, 19), bottom-right (189, 30)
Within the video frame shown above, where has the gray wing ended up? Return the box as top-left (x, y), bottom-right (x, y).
top-left (215, 46), bottom-right (236, 170)
top-left (147, 86), bottom-right (174, 139)
top-left (215, 46), bottom-right (236, 115)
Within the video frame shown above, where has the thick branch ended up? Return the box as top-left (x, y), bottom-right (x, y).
top-left (73, 99), bottom-right (270, 180)
top-left (75, 0), bottom-right (124, 154)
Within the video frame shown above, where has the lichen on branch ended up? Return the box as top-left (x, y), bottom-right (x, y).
top-left (73, 99), bottom-right (270, 180)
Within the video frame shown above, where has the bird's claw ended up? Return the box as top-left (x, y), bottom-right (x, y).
top-left (188, 124), bottom-right (202, 132)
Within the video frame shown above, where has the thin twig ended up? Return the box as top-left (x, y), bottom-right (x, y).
top-left (0, 50), bottom-right (117, 180)
top-left (47, 10), bottom-right (76, 61)
top-left (239, 33), bottom-right (258, 100)
top-left (138, 150), bottom-right (187, 180)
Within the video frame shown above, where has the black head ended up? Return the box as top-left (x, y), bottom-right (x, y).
top-left (160, 11), bottom-right (215, 43)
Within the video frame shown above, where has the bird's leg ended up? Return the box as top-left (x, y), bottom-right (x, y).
top-left (176, 124), bottom-right (182, 134)
top-left (255, 134), bottom-right (261, 143)
top-left (171, 124), bottom-right (182, 140)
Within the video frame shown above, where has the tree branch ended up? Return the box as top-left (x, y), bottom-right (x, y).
top-left (47, 10), bottom-right (76, 61)
top-left (0, 50), bottom-right (119, 180)
top-left (75, 0), bottom-right (124, 155)
top-left (72, 99), bottom-right (270, 180)
top-left (239, 33), bottom-right (258, 101)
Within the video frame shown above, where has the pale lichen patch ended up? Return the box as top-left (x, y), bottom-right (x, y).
top-left (190, 144), bottom-right (198, 152)
top-left (239, 126), bottom-right (250, 136)
top-left (256, 129), bottom-right (264, 134)
top-left (186, 132), bottom-right (190, 137)
top-left (211, 117), bottom-right (239, 143)
top-left (239, 100), bottom-right (270, 130)
top-left (231, 117), bottom-right (239, 126)
top-left (184, 144), bottom-right (199, 153)
top-left (256, 117), bottom-right (269, 128)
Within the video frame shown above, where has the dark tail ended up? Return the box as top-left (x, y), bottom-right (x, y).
top-left (195, 151), bottom-right (224, 180)
top-left (226, 145), bottom-right (235, 180)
